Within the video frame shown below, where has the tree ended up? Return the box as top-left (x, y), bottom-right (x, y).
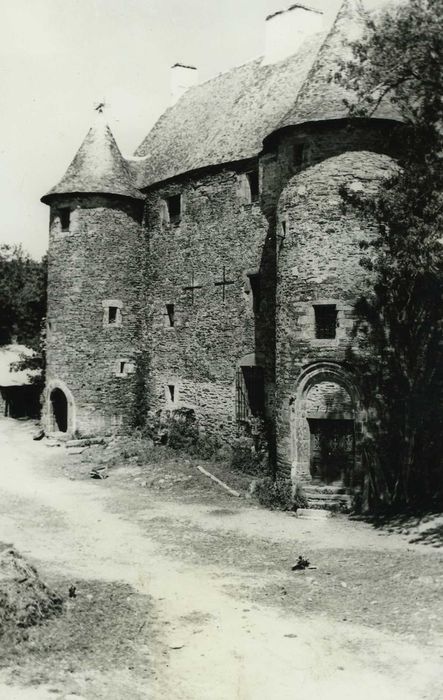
top-left (339, 0), bottom-right (443, 509)
top-left (0, 244), bottom-right (47, 349)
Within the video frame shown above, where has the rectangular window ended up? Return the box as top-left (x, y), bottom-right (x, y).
top-left (314, 305), bottom-right (338, 339)
top-left (166, 304), bottom-right (175, 327)
top-left (167, 195), bottom-right (182, 225)
top-left (246, 170), bottom-right (259, 202)
top-left (167, 385), bottom-right (175, 403)
top-left (59, 208), bottom-right (70, 232)
top-left (293, 143), bottom-right (305, 168)
top-left (108, 306), bottom-right (118, 325)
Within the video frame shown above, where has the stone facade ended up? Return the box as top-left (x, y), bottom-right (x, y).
top-left (42, 0), bottom-right (404, 496)
top-left (43, 195), bottom-right (144, 435)
top-left (143, 166), bottom-right (273, 439)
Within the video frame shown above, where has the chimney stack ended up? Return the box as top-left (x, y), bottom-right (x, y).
top-left (263, 4), bottom-right (323, 65)
top-left (170, 63), bottom-right (198, 105)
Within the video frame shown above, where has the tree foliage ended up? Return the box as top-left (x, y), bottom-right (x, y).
top-left (339, 0), bottom-right (443, 509)
top-left (0, 244), bottom-right (47, 350)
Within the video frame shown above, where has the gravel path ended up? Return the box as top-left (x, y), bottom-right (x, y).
top-left (0, 418), bottom-right (441, 700)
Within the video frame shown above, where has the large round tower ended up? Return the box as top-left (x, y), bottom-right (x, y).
top-left (41, 112), bottom-right (145, 436)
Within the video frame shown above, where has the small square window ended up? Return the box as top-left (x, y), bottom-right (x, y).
top-left (167, 195), bottom-right (182, 225)
top-left (115, 359), bottom-right (134, 377)
top-left (293, 143), bottom-right (305, 168)
top-left (314, 305), bottom-right (338, 339)
top-left (59, 208), bottom-right (70, 232)
top-left (103, 300), bottom-right (122, 328)
top-left (246, 170), bottom-right (259, 202)
top-left (166, 304), bottom-right (175, 327)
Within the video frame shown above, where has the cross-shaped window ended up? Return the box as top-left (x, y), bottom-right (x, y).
top-left (214, 266), bottom-right (235, 301)
top-left (182, 273), bottom-right (203, 304)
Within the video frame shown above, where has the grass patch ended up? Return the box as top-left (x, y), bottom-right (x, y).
top-left (0, 577), bottom-right (155, 691)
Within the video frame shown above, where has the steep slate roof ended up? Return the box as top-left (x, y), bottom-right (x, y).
top-left (277, 0), bottom-right (398, 129)
top-left (42, 114), bottom-right (143, 203)
top-left (133, 0), bottom-right (401, 189)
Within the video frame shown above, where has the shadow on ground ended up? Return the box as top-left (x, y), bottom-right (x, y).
top-left (351, 512), bottom-right (443, 547)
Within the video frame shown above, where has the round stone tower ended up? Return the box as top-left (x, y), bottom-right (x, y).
top-left (41, 112), bottom-right (145, 436)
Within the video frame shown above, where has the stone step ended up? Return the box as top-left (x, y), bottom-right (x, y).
top-left (302, 485), bottom-right (348, 496)
top-left (306, 493), bottom-right (350, 504)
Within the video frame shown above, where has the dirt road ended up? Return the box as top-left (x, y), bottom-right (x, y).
top-left (0, 418), bottom-right (441, 700)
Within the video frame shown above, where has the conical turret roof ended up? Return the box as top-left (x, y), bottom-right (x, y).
top-left (275, 0), bottom-right (401, 131)
top-left (41, 113), bottom-right (143, 203)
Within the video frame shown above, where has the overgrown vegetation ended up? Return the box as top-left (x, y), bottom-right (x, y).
top-left (0, 244), bottom-right (47, 349)
top-left (254, 477), bottom-right (295, 511)
top-left (337, 0), bottom-right (443, 510)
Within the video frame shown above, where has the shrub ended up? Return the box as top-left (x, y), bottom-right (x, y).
top-left (230, 435), bottom-right (267, 475)
top-left (166, 408), bottom-right (199, 452)
top-left (254, 477), bottom-right (294, 511)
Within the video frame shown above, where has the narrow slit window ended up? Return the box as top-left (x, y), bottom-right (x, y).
top-left (314, 305), bottom-right (338, 339)
top-left (59, 208), bottom-right (70, 232)
top-left (166, 304), bottom-right (175, 327)
top-left (293, 143), bottom-right (305, 168)
top-left (167, 195), bottom-right (182, 224)
top-left (167, 385), bottom-right (175, 403)
top-left (248, 274), bottom-right (261, 314)
top-left (246, 170), bottom-right (259, 202)
top-left (120, 361), bottom-right (126, 375)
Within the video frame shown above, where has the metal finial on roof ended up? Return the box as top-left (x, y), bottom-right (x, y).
top-left (94, 101), bottom-right (106, 114)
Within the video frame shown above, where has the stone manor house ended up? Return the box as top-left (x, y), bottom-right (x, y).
top-left (41, 1), bottom-right (402, 499)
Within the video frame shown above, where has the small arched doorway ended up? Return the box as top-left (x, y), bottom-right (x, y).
top-left (50, 388), bottom-right (68, 432)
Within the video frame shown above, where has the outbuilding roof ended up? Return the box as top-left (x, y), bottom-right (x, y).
top-left (41, 114), bottom-right (143, 204)
top-left (133, 0), bottom-right (402, 189)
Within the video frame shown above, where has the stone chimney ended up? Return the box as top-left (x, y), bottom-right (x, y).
top-left (263, 4), bottom-right (324, 65)
top-left (170, 63), bottom-right (198, 105)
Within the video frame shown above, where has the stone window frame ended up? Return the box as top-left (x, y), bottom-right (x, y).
top-left (115, 358), bottom-right (135, 378)
top-left (102, 299), bottom-right (123, 328)
top-left (305, 300), bottom-right (351, 347)
top-left (164, 382), bottom-right (179, 407)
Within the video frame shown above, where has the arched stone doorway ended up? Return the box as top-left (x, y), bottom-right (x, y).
top-left (50, 389), bottom-right (68, 432)
top-left (290, 363), bottom-right (362, 488)
top-left (46, 380), bottom-right (76, 435)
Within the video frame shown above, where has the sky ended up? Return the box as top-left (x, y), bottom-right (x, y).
top-left (0, 0), bottom-right (391, 259)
